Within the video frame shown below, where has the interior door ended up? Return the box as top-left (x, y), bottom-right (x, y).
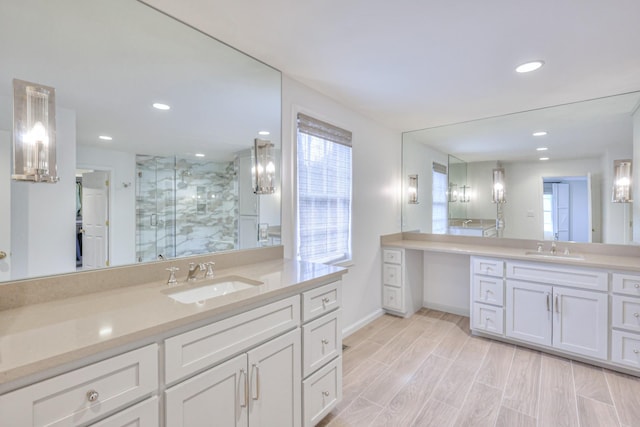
top-left (82, 171), bottom-right (110, 269)
top-left (552, 183), bottom-right (570, 241)
top-left (0, 131), bottom-right (11, 280)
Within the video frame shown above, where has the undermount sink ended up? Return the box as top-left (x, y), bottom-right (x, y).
top-left (165, 275), bottom-right (263, 304)
top-left (524, 251), bottom-right (585, 261)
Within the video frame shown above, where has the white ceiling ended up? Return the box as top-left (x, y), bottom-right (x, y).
top-left (145, 0), bottom-right (640, 132)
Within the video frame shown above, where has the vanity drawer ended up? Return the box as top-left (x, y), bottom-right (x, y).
top-left (303, 356), bottom-right (342, 427)
top-left (472, 275), bottom-right (504, 306)
top-left (0, 345), bottom-right (158, 427)
top-left (612, 295), bottom-right (640, 333)
top-left (612, 330), bottom-right (640, 369)
top-left (506, 261), bottom-right (608, 291)
top-left (382, 285), bottom-right (404, 312)
top-left (612, 272), bottom-right (640, 297)
top-left (165, 295), bottom-right (299, 385)
top-left (383, 263), bottom-right (402, 287)
top-left (472, 257), bottom-right (504, 277)
top-left (90, 396), bottom-right (158, 427)
top-left (302, 281), bottom-right (341, 322)
top-left (383, 248), bottom-right (402, 264)
top-left (303, 310), bottom-right (341, 377)
top-left (472, 303), bottom-right (504, 336)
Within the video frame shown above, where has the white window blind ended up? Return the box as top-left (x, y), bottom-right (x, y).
top-left (432, 162), bottom-right (448, 234)
top-left (296, 113), bottom-right (352, 264)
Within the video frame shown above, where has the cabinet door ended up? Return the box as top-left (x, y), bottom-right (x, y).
top-left (248, 329), bottom-right (301, 427)
top-left (165, 354), bottom-right (249, 427)
top-left (505, 280), bottom-right (552, 347)
top-left (553, 288), bottom-right (608, 360)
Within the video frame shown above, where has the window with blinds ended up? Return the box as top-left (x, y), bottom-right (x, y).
top-left (432, 162), bottom-right (448, 234)
top-left (296, 113), bottom-right (352, 264)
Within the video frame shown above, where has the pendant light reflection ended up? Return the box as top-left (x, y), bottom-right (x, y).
top-left (492, 168), bottom-right (506, 204)
top-left (408, 174), bottom-right (418, 204)
top-left (12, 79), bottom-right (59, 183)
top-left (612, 160), bottom-right (632, 203)
top-left (252, 138), bottom-right (276, 194)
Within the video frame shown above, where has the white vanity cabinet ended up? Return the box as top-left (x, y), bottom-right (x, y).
top-left (470, 257), bottom-right (504, 336)
top-left (505, 261), bottom-right (608, 360)
top-left (301, 281), bottom-right (343, 427)
top-left (164, 295), bottom-right (301, 427)
top-left (0, 344), bottom-right (158, 427)
top-left (381, 247), bottom-right (423, 317)
top-left (165, 329), bottom-right (301, 427)
top-left (611, 272), bottom-right (640, 369)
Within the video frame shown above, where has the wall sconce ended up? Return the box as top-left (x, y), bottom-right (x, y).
top-left (492, 168), bottom-right (506, 204)
top-left (461, 185), bottom-right (471, 203)
top-left (408, 174), bottom-right (418, 204)
top-left (612, 159), bottom-right (632, 203)
top-left (448, 183), bottom-right (459, 202)
top-left (12, 79), bottom-right (58, 183)
top-left (252, 138), bottom-right (276, 194)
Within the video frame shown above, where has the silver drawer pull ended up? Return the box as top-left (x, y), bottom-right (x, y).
top-left (634, 312), bottom-right (640, 318)
top-left (322, 338), bottom-right (329, 345)
top-left (635, 283), bottom-right (640, 289)
top-left (86, 390), bottom-right (99, 402)
top-left (634, 349), bottom-right (639, 354)
top-left (322, 391), bottom-right (330, 397)
top-left (322, 297), bottom-right (330, 304)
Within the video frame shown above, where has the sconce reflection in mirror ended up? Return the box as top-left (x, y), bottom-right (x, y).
top-left (492, 167), bottom-right (506, 237)
top-left (12, 79), bottom-right (59, 183)
top-left (460, 185), bottom-right (471, 203)
top-left (612, 159), bottom-right (632, 203)
top-left (252, 138), bottom-right (276, 194)
top-left (408, 174), bottom-right (418, 204)
top-left (448, 183), bottom-right (459, 202)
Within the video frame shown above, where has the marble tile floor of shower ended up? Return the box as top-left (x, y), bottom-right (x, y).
top-left (319, 309), bottom-right (640, 427)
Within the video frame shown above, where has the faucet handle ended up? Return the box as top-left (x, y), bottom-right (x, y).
top-left (536, 242), bottom-right (543, 253)
top-left (205, 262), bottom-right (215, 278)
top-left (166, 267), bottom-right (179, 286)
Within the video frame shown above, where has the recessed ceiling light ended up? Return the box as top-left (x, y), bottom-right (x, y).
top-left (536, 147), bottom-right (548, 151)
top-left (532, 131), bottom-right (547, 136)
top-left (516, 60), bottom-right (545, 73)
top-left (258, 131), bottom-right (270, 136)
top-left (152, 103), bottom-right (170, 110)
top-left (98, 135), bottom-right (112, 141)
top-left (539, 157), bottom-right (549, 161)
top-left (195, 153), bottom-right (205, 157)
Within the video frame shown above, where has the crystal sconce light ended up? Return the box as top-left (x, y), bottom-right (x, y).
top-left (252, 138), bottom-right (276, 194)
top-left (12, 79), bottom-right (59, 183)
top-left (408, 174), bottom-right (418, 204)
top-left (612, 160), bottom-right (632, 203)
top-left (492, 168), bottom-right (506, 204)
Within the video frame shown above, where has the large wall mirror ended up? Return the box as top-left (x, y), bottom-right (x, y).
top-left (0, 0), bottom-right (282, 282)
top-left (402, 91), bottom-right (640, 245)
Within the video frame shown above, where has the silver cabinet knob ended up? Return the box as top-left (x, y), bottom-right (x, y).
top-left (634, 349), bottom-right (639, 354)
top-left (86, 390), bottom-right (99, 402)
top-left (634, 312), bottom-right (640, 318)
top-left (322, 297), bottom-right (330, 303)
top-left (635, 283), bottom-right (640, 289)
top-left (322, 391), bottom-right (330, 397)
top-left (322, 338), bottom-right (329, 345)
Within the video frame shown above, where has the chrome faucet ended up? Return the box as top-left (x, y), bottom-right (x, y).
top-left (186, 262), bottom-right (205, 281)
top-left (550, 241), bottom-right (557, 255)
top-left (463, 219), bottom-right (473, 227)
top-left (204, 261), bottom-right (215, 278)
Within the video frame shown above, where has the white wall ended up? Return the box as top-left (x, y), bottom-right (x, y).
top-left (634, 107), bottom-right (640, 244)
top-left (281, 75), bottom-right (401, 332)
top-left (402, 138), bottom-right (448, 232)
top-left (76, 145), bottom-right (137, 266)
top-left (11, 108), bottom-right (76, 280)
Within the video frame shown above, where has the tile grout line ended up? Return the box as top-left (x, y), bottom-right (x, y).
top-left (570, 360), bottom-right (583, 427)
top-left (493, 343), bottom-right (518, 427)
top-left (602, 369), bottom-right (624, 427)
top-left (535, 348), bottom-right (543, 427)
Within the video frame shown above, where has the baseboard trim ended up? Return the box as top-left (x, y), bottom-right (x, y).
top-left (423, 301), bottom-right (470, 317)
top-left (342, 309), bottom-right (385, 338)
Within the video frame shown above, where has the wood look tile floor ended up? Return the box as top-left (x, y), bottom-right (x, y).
top-left (319, 310), bottom-right (640, 427)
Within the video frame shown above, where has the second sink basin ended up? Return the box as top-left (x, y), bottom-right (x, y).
top-left (165, 275), bottom-right (263, 304)
top-left (524, 251), bottom-right (584, 261)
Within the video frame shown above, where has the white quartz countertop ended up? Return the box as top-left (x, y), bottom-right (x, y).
top-left (383, 239), bottom-right (640, 272)
top-left (0, 258), bottom-right (346, 388)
